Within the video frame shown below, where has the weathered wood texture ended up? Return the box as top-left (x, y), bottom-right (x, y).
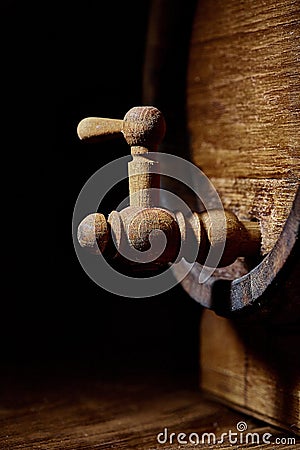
top-left (193, 160), bottom-right (300, 433)
top-left (143, 0), bottom-right (300, 314)
top-left (180, 185), bottom-right (300, 317)
top-left (187, 0), bottom-right (300, 255)
top-left (168, 0), bottom-right (300, 433)
top-left (0, 370), bottom-right (299, 449)
top-left (200, 309), bottom-right (300, 435)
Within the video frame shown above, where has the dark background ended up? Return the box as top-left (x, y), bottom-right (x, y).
top-left (1, 1), bottom-right (201, 382)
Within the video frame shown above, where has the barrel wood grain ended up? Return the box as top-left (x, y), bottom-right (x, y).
top-left (179, 0), bottom-right (300, 434)
top-left (187, 0), bottom-right (300, 255)
top-left (200, 309), bottom-right (300, 435)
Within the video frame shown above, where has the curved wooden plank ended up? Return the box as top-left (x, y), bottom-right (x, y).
top-left (143, 0), bottom-right (300, 317)
top-left (187, 0), bottom-right (300, 255)
top-left (180, 186), bottom-right (300, 319)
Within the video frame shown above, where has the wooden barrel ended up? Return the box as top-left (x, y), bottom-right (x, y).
top-left (143, 0), bottom-right (300, 319)
top-left (143, 0), bottom-right (300, 433)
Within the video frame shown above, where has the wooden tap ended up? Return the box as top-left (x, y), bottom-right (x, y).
top-left (76, 106), bottom-right (261, 269)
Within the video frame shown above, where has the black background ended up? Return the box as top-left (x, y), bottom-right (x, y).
top-left (1, 1), bottom-right (201, 381)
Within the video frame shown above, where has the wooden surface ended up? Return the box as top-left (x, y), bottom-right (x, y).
top-left (180, 185), bottom-right (300, 316)
top-left (200, 309), bottom-right (300, 435)
top-left (0, 368), bottom-right (299, 449)
top-left (187, 0), bottom-right (300, 256)
top-left (143, 0), bottom-right (300, 314)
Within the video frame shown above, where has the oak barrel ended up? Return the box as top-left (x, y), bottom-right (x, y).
top-left (143, 0), bottom-right (300, 433)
